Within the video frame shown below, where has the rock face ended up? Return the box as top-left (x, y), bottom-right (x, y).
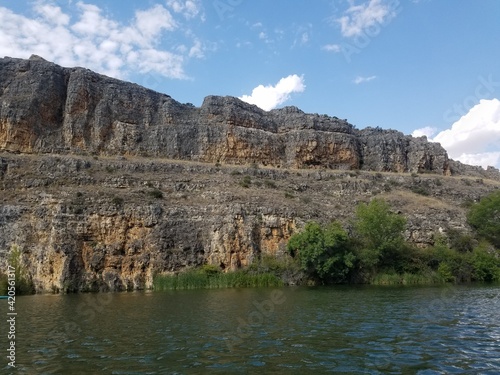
top-left (0, 56), bottom-right (499, 293)
top-left (0, 55), bottom-right (458, 174)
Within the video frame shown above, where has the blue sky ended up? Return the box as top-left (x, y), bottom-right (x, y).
top-left (1, 0), bottom-right (499, 168)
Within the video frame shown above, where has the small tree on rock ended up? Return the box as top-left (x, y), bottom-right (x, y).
top-left (467, 191), bottom-right (500, 248)
top-left (287, 221), bottom-right (355, 284)
top-left (352, 198), bottom-right (407, 276)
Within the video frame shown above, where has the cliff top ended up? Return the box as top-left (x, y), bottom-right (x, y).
top-left (0, 56), bottom-right (498, 180)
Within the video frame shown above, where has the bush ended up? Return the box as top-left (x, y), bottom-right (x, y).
top-left (148, 189), bottom-right (163, 199)
top-left (470, 243), bottom-right (500, 282)
top-left (411, 186), bottom-right (430, 196)
top-left (447, 228), bottom-right (474, 253)
top-left (240, 175), bottom-right (251, 188)
top-left (467, 191), bottom-right (500, 248)
top-left (287, 221), bottom-right (355, 283)
top-left (352, 199), bottom-right (406, 274)
top-left (264, 179), bottom-right (277, 189)
top-left (111, 196), bottom-right (124, 206)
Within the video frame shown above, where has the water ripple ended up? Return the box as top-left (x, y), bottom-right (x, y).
top-left (6, 285), bottom-right (500, 374)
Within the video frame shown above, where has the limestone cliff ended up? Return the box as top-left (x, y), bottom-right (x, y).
top-left (0, 55), bottom-right (462, 174)
top-left (0, 56), bottom-right (499, 293)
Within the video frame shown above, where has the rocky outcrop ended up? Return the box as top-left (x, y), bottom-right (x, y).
top-left (1, 153), bottom-right (499, 292)
top-left (358, 129), bottom-right (451, 175)
top-left (1, 56), bottom-right (499, 293)
top-left (0, 55), bottom-right (466, 175)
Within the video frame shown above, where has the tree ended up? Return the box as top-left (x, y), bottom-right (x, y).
top-left (353, 198), bottom-right (407, 273)
top-left (287, 221), bottom-right (355, 283)
top-left (467, 191), bottom-right (500, 248)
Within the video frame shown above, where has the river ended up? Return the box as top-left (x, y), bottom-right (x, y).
top-left (1, 285), bottom-right (500, 374)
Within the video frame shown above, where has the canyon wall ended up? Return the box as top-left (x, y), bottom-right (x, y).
top-left (0, 55), bottom-right (455, 174)
top-left (0, 56), bottom-right (499, 292)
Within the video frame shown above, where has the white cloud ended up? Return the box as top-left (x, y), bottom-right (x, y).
top-left (166, 0), bottom-right (202, 19)
top-left (134, 5), bottom-right (177, 38)
top-left (337, 0), bottom-right (398, 38)
top-left (188, 39), bottom-right (204, 58)
top-left (412, 126), bottom-right (437, 138)
top-left (423, 99), bottom-right (500, 169)
top-left (353, 75), bottom-right (377, 84)
top-left (322, 44), bottom-right (341, 52)
top-left (35, 3), bottom-right (71, 26)
top-left (239, 75), bottom-right (306, 111)
top-left (455, 152), bottom-right (500, 169)
top-left (0, 2), bottom-right (205, 80)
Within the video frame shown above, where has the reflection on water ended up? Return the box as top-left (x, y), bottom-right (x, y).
top-left (1, 285), bottom-right (500, 374)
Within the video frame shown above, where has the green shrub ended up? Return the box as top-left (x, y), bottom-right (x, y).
top-left (148, 189), bottom-right (163, 199)
top-left (301, 196), bottom-right (312, 204)
top-left (437, 262), bottom-right (455, 283)
top-left (264, 179), bottom-right (277, 189)
top-left (447, 228), bottom-right (474, 253)
top-left (111, 196), bottom-right (124, 206)
top-left (287, 221), bottom-right (355, 283)
top-left (467, 191), bottom-right (500, 248)
top-left (411, 186), bottom-right (430, 196)
top-left (240, 175), bottom-right (251, 188)
top-left (470, 243), bottom-right (500, 282)
top-left (352, 198), bottom-right (406, 274)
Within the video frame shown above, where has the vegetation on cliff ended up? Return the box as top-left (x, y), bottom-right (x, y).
top-left (0, 245), bottom-right (34, 295)
top-left (153, 191), bottom-right (500, 290)
top-left (153, 261), bottom-right (290, 290)
top-left (287, 193), bottom-right (500, 286)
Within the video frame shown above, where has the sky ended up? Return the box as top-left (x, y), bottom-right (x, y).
top-left (0, 0), bottom-right (499, 168)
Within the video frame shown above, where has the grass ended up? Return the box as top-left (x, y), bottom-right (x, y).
top-left (240, 175), bottom-right (252, 188)
top-left (0, 273), bottom-right (7, 295)
top-left (147, 189), bottom-right (163, 199)
top-left (372, 271), bottom-right (446, 285)
top-left (411, 186), bottom-right (431, 196)
top-left (111, 196), bottom-right (124, 206)
top-left (263, 179), bottom-right (277, 189)
top-left (153, 267), bottom-right (284, 291)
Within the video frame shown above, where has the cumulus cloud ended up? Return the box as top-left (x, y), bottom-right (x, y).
top-left (166, 0), bottom-right (202, 20)
top-left (0, 2), bottom-right (205, 80)
top-left (353, 75), bottom-right (377, 84)
top-left (322, 44), bottom-right (342, 52)
top-left (337, 0), bottom-right (399, 38)
top-left (239, 75), bottom-right (306, 111)
top-left (411, 126), bottom-right (437, 138)
top-left (414, 99), bottom-right (500, 169)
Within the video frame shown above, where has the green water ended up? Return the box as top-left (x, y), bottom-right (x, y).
top-left (1, 285), bottom-right (500, 374)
